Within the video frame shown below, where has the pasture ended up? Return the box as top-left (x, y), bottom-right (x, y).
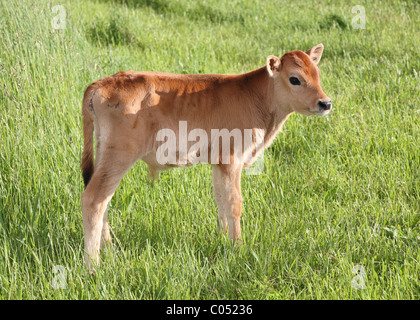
top-left (0, 0), bottom-right (419, 299)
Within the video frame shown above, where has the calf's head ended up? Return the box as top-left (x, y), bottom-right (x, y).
top-left (267, 44), bottom-right (332, 116)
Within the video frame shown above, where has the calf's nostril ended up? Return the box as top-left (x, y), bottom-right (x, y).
top-left (318, 100), bottom-right (332, 110)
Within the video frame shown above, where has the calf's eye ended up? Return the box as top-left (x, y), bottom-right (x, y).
top-left (289, 77), bottom-right (301, 86)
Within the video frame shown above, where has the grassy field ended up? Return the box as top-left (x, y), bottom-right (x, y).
top-left (0, 0), bottom-right (419, 299)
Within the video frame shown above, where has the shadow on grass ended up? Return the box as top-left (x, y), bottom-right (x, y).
top-left (96, 0), bottom-right (245, 25)
top-left (86, 14), bottom-right (145, 48)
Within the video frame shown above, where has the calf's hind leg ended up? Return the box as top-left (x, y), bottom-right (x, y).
top-left (81, 149), bottom-right (134, 272)
top-left (100, 208), bottom-right (111, 249)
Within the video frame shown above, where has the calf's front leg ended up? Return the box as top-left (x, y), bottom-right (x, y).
top-left (212, 164), bottom-right (243, 242)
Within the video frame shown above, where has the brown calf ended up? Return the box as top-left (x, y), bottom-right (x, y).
top-left (81, 44), bottom-right (331, 272)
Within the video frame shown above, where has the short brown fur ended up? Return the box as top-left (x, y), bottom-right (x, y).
top-left (81, 44), bottom-right (331, 272)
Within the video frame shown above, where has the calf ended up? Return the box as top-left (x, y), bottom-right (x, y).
top-left (81, 44), bottom-right (332, 271)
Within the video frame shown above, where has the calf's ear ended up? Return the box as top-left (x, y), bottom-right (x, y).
top-left (266, 55), bottom-right (281, 77)
top-left (306, 43), bottom-right (324, 64)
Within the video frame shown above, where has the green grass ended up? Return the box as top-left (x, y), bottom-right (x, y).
top-left (0, 0), bottom-right (419, 299)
